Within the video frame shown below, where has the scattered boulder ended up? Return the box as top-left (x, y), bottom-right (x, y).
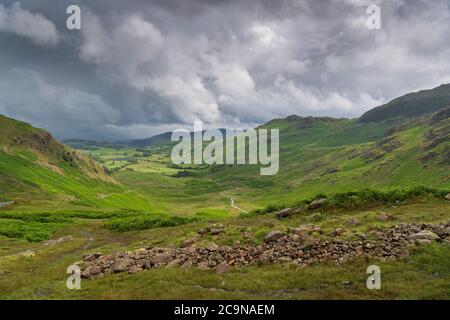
top-left (197, 263), bottom-right (210, 271)
top-left (152, 252), bottom-right (173, 265)
top-left (113, 259), bottom-right (130, 273)
top-left (143, 260), bottom-right (153, 269)
top-left (276, 208), bottom-right (292, 219)
top-left (264, 230), bottom-right (284, 243)
top-left (216, 261), bottom-right (230, 273)
top-left (301, 235), bottom-right (319, 246)
top-left (277, 256), bottom-right (292, 263)
top-left (83, 252), bottom-right (102, 262)
top-left (326, 167), bottom-right (339, 174)
top-left (81, 265), bottom-right (102, 278)
top-left (128, 266), bottom-right (143, 274)
top-left (377, 213), bottom-right (395, 221)
top-left (209, 228), bottom-right (223, 235)
top-left (181, 237), bottom-right (197, 248)
top-left (307, 198), bottom-right (327, 210)
top-left (207, 242), bottom-right (219, 251)
top-left (445, 193), bottom-right (450, 201)
top-left (292, 224), bottom-right (315, 235)
top-left (408, 230), bottom-right (439, 242)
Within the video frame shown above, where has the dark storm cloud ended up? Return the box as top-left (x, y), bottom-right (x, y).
top-left (0, 0), bottom-right (449, 140)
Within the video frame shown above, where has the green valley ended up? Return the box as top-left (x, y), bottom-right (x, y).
top-left (0, 84), bottom-right (449, 300)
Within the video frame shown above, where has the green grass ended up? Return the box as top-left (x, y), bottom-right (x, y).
top-left (106, 214), bottom-right (200, 232)
top-left (0, 201), bottom-right (448, 299)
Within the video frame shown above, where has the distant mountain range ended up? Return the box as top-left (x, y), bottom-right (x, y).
top-left (64, 129), bottom-right (228, 149)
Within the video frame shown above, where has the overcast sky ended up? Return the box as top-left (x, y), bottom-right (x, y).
top-left (0, 0), bottom-right (449, 140)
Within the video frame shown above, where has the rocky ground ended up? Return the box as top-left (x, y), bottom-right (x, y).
top-left (77, 222), bottom-right (450, 279)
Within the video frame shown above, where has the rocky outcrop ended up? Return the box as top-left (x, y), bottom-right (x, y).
top-left (307, 198), bottom-right (327, 210)
top-left (76, 222), bottom-right (449, 279)
top-left (275, 208), bottom-right (292, 219)
top-left (408, 230), bottom-right (440, 243)
top-left (264, 230), bottom-right (284, 243)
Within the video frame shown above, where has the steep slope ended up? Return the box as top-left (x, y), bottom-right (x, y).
top-left (359, 83), bottom-right (450, 122)
top-left (0, 115), bottom-right (150, 210)
top-left (0, 115), bottom-right (112, 182)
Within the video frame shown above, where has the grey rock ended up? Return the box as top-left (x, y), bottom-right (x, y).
top-left (209, 228), bottom-right (223, 235)
top-left (408, 230), bottom-right (439, 242)
top-left (326, 167), bottom-right (339, 174)
top-left (81, 265), bottom-right (102, 278)
top-left (276, 208), bottom-right (292, 218)
top-left (264, 230), bottom-right (284, 243)
top-left (307, 198), bottom-right (326, 210)
top-left (152, 252), bottom-right (173, 265)
top-left (216, 261), bottom-right (230, 273)
top-left (128, 266), bottom-right (143, 274)
top-left (197, 263), bottom-right (210, 271)
top-left (293, 224), bottom-right (315, 235)
top-left (181, 237), bottom-right (197, 248)
top-left (113, 259), bottom-right (131, 273)
top-left (377, 213), bottom-right (395, 221)
top-left (207, 242), bottom-right (219, 251)
top-left (83, 252), bottom-right (102, 262)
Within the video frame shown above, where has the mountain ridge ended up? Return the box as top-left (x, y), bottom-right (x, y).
top-left (359, 83), bottom-right (450, 123)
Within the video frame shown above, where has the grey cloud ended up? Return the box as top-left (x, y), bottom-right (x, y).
top-left (0, 2), bottom-right (59, 46)
top-left (0, 69), bottom-right (119, 129)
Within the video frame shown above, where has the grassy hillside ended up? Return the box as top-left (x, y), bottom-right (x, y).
top-left (360, 83), bottom-right (450, 122)
top-left (66, 108), bottom-right (449, 218)
top-left (0, 114), bottom-right (153, 211)
top-left (194, 108), bottom-right (449, 209)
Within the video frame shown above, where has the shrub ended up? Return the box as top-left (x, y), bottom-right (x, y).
top-left (249, 186), bottom-right (449, 217)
